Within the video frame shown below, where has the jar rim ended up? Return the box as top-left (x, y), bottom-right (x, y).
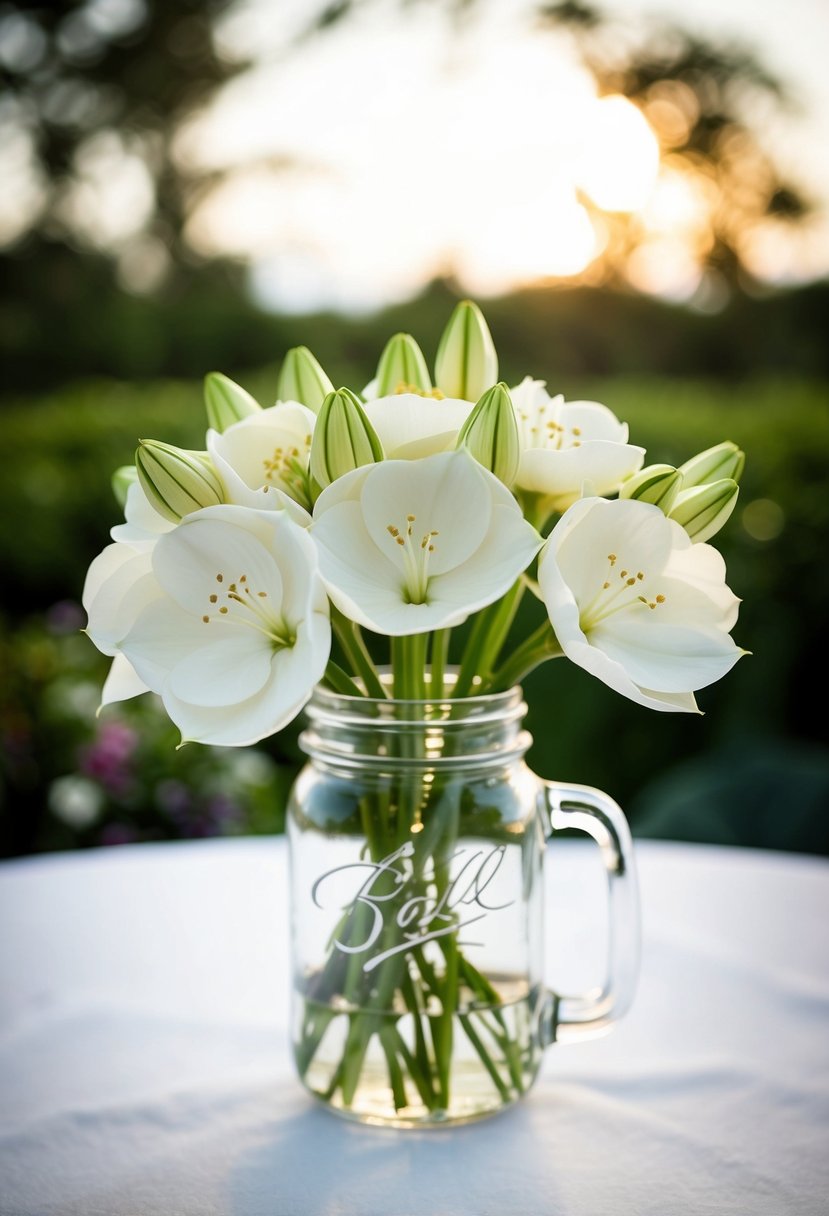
top-left (307, 668), bottom-right (525, 715)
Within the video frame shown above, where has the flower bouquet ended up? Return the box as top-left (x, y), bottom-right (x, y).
top-left (83, 300), bottom-right (746, 1125)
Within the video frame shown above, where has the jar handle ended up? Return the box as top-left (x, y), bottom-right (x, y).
top-left (540, 781), bottom-right (641, 1044)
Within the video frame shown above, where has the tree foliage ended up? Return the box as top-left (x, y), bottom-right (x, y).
top-left (0, 0), bottom-right (245, 278)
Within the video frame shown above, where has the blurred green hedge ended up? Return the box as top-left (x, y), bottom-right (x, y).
top-left (2, 372), bottom-right (828, 857)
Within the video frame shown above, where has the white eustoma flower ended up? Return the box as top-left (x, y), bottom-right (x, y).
top-left (311, 449), bottom-right (542, 636)
top-left (208, 401), bottom-right (317, 513)
top-left (118, 505), bottom-right (330, 746)
top-left (537, 496), bottom-right (744, 712)
top-left (511, 377), bottom-right (645, 509)
top-left (362, 392), bottom-right (474, 459)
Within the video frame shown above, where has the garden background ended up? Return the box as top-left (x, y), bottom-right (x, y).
top-left (2, 0), bottom-right (828, 859)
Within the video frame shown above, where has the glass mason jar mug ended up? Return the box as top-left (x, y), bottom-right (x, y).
top-left (287, 678), bottom-right (640, 1127)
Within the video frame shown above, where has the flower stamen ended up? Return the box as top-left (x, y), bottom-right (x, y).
top-left (200, 568), bottom-right (294, 647)
top-left (386, 514), bottom-right (438, 604)
top-left (580, 554), bottom-right (667, 630)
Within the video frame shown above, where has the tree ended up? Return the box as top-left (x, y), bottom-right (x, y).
top-left (0, 0), bottom-right (247, 287)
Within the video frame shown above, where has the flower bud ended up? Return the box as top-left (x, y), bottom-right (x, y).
top-left (669, 479), bottom-right (739, 543)
top-left (434, 300), bottom-right (498, 402)
top-left (456, 382), bottom-right (520, 485)
top-left (310, 388), bottom-right (385, 489)
top-left (111, 464), bottom-right (137, 509)
top-left (619, 463), bottom-right (682, 512)
top-left (276, 345), bottom-right (334, 413)
top-left (136, 440), bottom-right (225, 524)
top-left (679, 441), bottom-right (745, 488)
top-left (204, 373), bottom-right (261, 433)
top-left (375, 333), bottom-right (432, 397)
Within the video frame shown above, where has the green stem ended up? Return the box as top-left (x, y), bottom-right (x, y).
top-left (429, 628), bottom-right (450, 699)
top-left (460, 1014), bottom-right (512, 1103)
top-left (453, 580), bottom-right (527, 697)
top-left (401, 971), bottom-right (438, 1105)
top-left (391, 634), bottom-right (427, 700)
top-left (378, 1025), bottom-right (408, 1111)
top-left (433, 933), bottom-right (458, 1107)
top-left (392, 1026), bottom-right (438, 1110)
top-left (322, 660), bottom-right (364, 697)
top-left (483, 623), bottom-right (563, 693)
top-left (331, 606), bottom-right (387, 698)
top-left (453, 609), bottom-right (493, 697)
top-left (477, 580), bottom-right (526, 678)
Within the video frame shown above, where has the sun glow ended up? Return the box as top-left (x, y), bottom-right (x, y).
top-left (166, 5), bottom-right (815, 312)
top-left (577, 95), bottom-right (660, 213)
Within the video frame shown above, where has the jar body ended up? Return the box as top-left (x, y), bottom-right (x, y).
top-left (287, 684), bottom-right (549, 1126)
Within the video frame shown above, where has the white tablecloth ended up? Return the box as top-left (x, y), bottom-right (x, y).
top-left (1, 836), bottom-right (827, 1216)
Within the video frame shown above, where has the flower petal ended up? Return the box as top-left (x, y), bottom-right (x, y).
top-left (517, 441), bottom-right (645, 500)
top-left (100, 654), bottom-right (150, 707)
top-left (592, 617), bottom-right (744, 692)
top-left (165, 611), bottom-right (330, 746)
top-left (209, 402), bottom-right (315, 498)
top-left (111, 481), bottom-right (175, 544)
top-left (152, 511), bottom-right (284, 617)
top-left (430, 506), bottom-right (541, 613)
top-left (169, 633), bottom-right (273, 707)
top-left (665, 535), bottom-right (741, 630)
top-left (362, 394), bottom-right (473, 459)
top-left (312, 500), bottom-right (411, 632)
top-left (559, 400), bottom-right (631, 443)
top-left (83, 544), bottom-right (160, 655)
top-left (552, 498), bottom-right (672, 607)
top-left (359, 451), bottom-right (492, 577)
top-left (121, 597), bottom-right (215, 692)
top-left (209, 432), bottom-right (313, 520)
top-left (258, 510), bottom-right (325, 625)
top-left (510, 377), bottom-right (554, 413)
top-left (561, 634), bottom-right (702, 713)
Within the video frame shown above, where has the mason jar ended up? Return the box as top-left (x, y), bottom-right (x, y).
top-left (286, 676), bottom-right (639, 1127)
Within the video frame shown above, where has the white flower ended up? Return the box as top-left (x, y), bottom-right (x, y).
top-left (511, 377), bottom-right (645, 509)
top-left (118, 505), bottom-right (330, 746)
top-left (208, 402), bottom-right (317, 513)
top-left (537, 496), bottom-right (744, 712)
top-left (311, 449), bottom-right (542, 636)
top-left (362, 392), bottom-right (474, 459)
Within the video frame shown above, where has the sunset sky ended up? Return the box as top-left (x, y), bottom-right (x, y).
top-left (4, 0), bottom-right (827, 315)
top-left (173, 0), bottom-right (829, 314)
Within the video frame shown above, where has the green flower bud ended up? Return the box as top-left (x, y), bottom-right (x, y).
top-left (434, 300), bottom-right (498, 402)
top-left (456, 382), bottom-right (520, 486)
top-left (375, 333), bottom-right (432, 397)
top-left (310, 388), bottom-right (385, 489)
top-left (679, 441), bottom-right (745, 488)
top-left (204, 372), bottom-right (261, 433)
top-left (669, 479), bottom-right (739, 543)
top-left (136, 440), bottom-right (225, 524)
top-left (276, 345), bottom-right (334, 413)
top-left (111, 464), bottom-right (137, 509)
top-left (619, 463), bottom-right (682, 512)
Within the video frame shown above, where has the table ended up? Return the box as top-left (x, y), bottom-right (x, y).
top-left (1, 837), bottom-right (827, 1216)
